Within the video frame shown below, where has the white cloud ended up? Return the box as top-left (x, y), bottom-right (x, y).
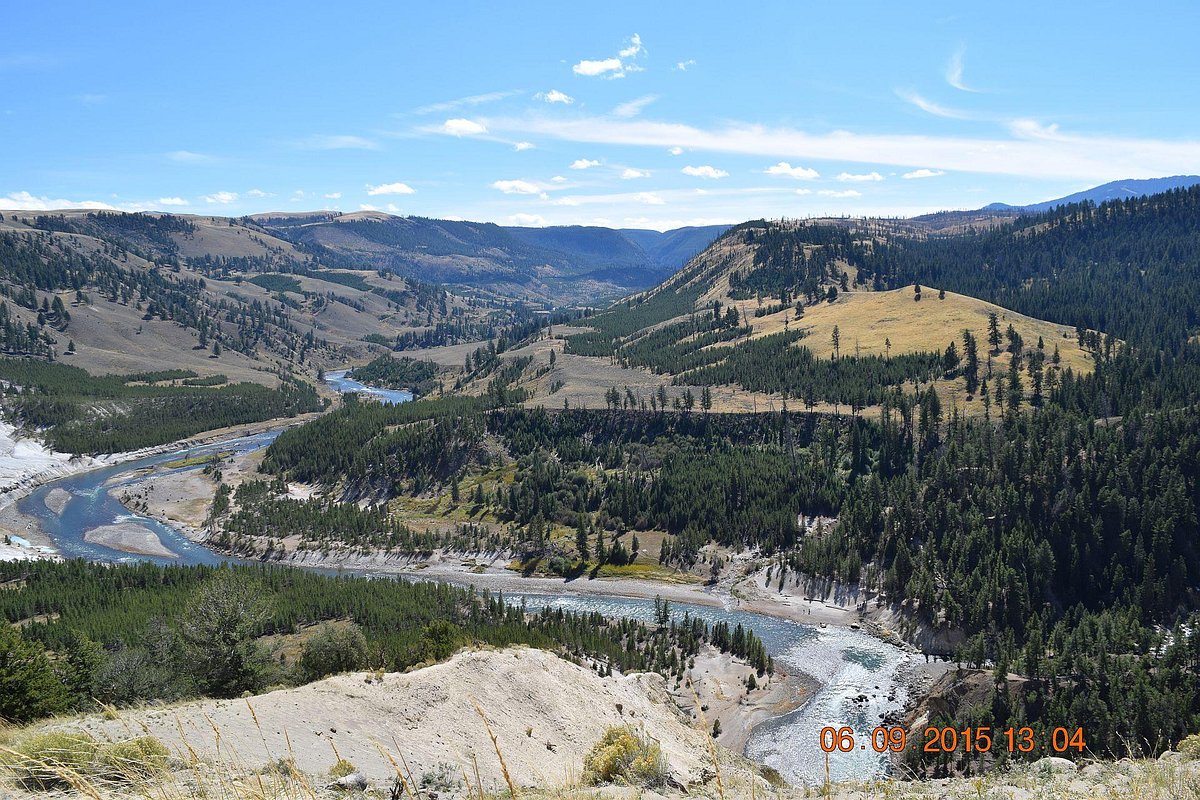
top-left (385, 203), bottom-right (402, 214)
top-left (895, 89), bottom-right (972, 120)
top-left (573, 57), bottom-right (623, 78)
top-left (765, 161), bottom-right (819, 179)
top-left (167, 150), bottom-right (211, 163)
top-left (323, 192), bottom-right (342, 199)
top-left (158, 196), bottom-right (188, 206)
top-left (366, 182), bottom-right (416, 196)
top-left (414, 90), bottom-right (520, 115)
top-left (903, 168), bottom-right (945, 179)
top-left (508, 213), bottom-right (547, 226)
top-left (668, 146), bottom-right (684, 156)
top-left (358, 204), bottom-right (378, 211)
top-left (613, 95), bottom-right (656, 118)
top-left (794, 189), bottom-right (812, 195)
top-left (551, 175), bottom-right (567, 183)
top-left (442, 118), bottom-right (487, 136)
top-left (202, 191), bottom-right (238, 204)
top-left (675, 59), bottom-right (696, 71)
top-left (946, 45), bottom-right (979, 92)
top-left (618, 34), bottom-right (643, 59)
top-left (819, 189), bottom-right (862, 198)
top-left (836, 171), bottom-right (883, 182)
top-left (536, 89), bottom-right (574, 104)
top-left (636, 192), bottom-right (666, 205)
top-left (570, 158), bottom-right (600, 170)
top-left (681, 165), bottom-right (728, 179)
top-left (513, 141), bottom-right (535, 151)
top-left (1009, 118), bottom-right (1063, 140)
top-left (492, 179), bottom-right (542, 195)
top-left (295, 134), bottom-right (378, 150)
top-left (480, 112), bottom-right (1200, 181)
top-left (246, 188), bottom-right (272, 198)
top-left (573, 34), bottom-right (644, 79)
top-left (621, 167), bottom-right (651, 179)
top-left (78, 93), bottom-right (107, 106)
top-left (0, 191), bottom-right (120, 211)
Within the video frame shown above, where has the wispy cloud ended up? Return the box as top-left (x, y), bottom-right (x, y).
top-left (508, 213), bottom-right (547, 226)
top-left (903, 168), bottom-right (945, 179)
top-left (366, 182), bottom-right (415, 196)
top-left (570, 158), bottom-right (600, 170)
top-left (681, 165), bottom-right (728, 179)
top-left (0, 191), bottom-right (121, 211)
top-left (166, 150), bottom-right (212, 163)
top-left (479, 114), bottom-right (1200, 180)
top-left (535, 89), bottom-right (574, 104)
top-left (668, 146), bottom-right (684, 156)
top-left (202, 191), bottom-right (238, 204)
top-left (765, 161), bottom-right (819, 180)
top-left (946, 45), bottom-right (979, 92)
top-left (323, 192), bottom-right (342, 199)
top-left (675, 59), bottom-right (696, 71)
top-left (513, 141), bottom-right (535, 151)
top-left (294, 134), bottom-right (380, 151)
top-left (895, 89), bottom-right (973, 120)
top-left (414, 90), bottom-right (520, 115)
top-left (77, 93), bottom-right (107, 106)
top-left (491, 179), bottom-right (543, 195)
top-left (573, 33), bottom-right (644, 79)
top-left (157, 196), bottom-right (188, 206)
top-left (612, 95), bottom-right (657, 118)
top-left (836, 171), bottom-right (883, 182)
top-left (819, 189), bottom-right (862, 198)
top-left (442, 118), bottom-right (488, 136)
top-left (246, 188), bottom-right (273, 198)
top-left (621, 167), bottom-right (651, 179)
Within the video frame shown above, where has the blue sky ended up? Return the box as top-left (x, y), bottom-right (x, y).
top-left (3, 1), bottom-right (1200, 230)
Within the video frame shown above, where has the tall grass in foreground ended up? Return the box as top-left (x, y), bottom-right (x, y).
top-left (0, 698), bottom-right (757, 800)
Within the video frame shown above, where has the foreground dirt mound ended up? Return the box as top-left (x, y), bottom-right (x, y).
top-left (61, 647), bottom-right (750, 792)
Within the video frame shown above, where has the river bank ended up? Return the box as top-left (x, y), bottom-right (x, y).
top-left (0, 414), bottom-right (320, 561)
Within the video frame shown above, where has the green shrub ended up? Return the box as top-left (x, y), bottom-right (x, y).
top-left (299, 623), bottom-right (368, 681)
top-left (95, 736), bottom-right (169, 781)
top-left (1180, 733), bottom-right (1200, 760)
top-left (582, 725), bottom-right (667, 788)
top-left (7, 730), bottom-right (98, 790)
top-left (329, 758), bottom-right (357, 778)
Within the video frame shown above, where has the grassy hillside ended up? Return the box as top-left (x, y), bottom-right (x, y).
top-left (252, 212), bottom-right (726, 303)
top-left (540, 221), bottom-right (1096, 415)
top-left (0, 210), bottom-right (539, 384)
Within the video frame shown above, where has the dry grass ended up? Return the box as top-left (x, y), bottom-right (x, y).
top-left (745, 287), bottom-right (1093, 375)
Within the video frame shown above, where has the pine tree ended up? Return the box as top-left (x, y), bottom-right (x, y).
top-left (575, 514), bottom-right (590, 562)
top-left (987, 312), bottom-right (1002, 353)
top-left (0, 624), bottom-right (70, 722)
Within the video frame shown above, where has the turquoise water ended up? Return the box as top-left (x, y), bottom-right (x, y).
top-left (323, 369), bottom-right (414, 404)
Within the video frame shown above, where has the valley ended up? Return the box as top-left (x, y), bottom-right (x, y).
top-left (3, 186), bottom-right (1200, 798)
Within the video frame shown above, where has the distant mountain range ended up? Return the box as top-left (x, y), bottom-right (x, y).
top-left (250, 212), bottom-right (728, 303)
top-left (983, 175), bottom-right (1200, 213)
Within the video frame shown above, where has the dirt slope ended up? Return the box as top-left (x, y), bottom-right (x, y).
top-left (58, 647), bottom-right (762, 793)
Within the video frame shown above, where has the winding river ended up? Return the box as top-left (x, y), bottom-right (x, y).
top-left (18, 372), bottom-right (916, 786)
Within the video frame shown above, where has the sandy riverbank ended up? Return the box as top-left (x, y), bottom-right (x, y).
top-left (82, 522), bottom-right (179, 558)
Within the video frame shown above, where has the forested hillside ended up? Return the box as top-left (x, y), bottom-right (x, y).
top-left (229, 188), bottom-right (1200, 766)
top-left (252, 212), bottom-right (727, 303)
top-left (0, 209), bottom-right (547, 377)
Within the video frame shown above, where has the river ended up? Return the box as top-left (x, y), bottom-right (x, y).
top-left (19, 372), bottom-right (916, 786)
